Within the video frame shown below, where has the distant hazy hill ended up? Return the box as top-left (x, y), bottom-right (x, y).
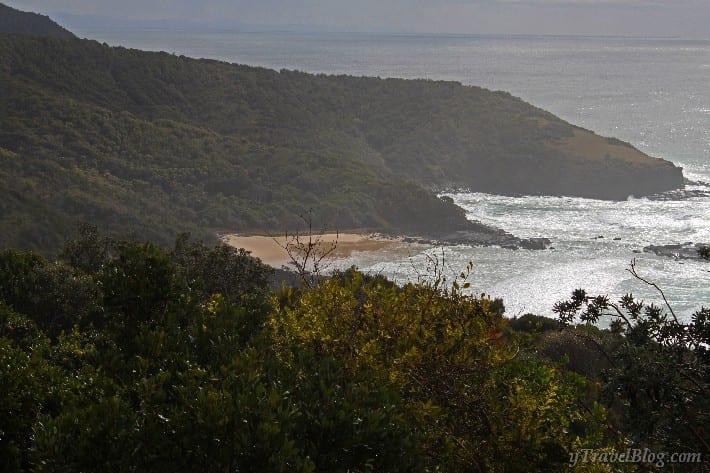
top-left (0, 15), bottom-right (683, 253)
top-left (0, 3), bottom-right (74, 38)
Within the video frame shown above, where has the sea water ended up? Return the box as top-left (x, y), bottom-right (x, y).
top-left (78, 28), bottom-right (710, 320)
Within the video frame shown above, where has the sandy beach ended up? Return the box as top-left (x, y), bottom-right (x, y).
top-left (221, 232), bottom-right (401, 267)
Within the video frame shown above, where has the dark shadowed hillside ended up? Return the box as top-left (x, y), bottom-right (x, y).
top-left (0, 17), bottom-right (683, 253)
top-left (0, 3), bottom-right (74, 38)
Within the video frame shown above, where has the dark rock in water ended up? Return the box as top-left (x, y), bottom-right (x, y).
top-left (520, 238), bottom-right (552, 250)
top-left (649, 189), bottom-right (710, 201)
top-left (643, 242), bottom-right (710, 260)
top-left (430, 220), bottom-right (550, 251)
top-left (438, 229), bottom-right (519, 248)
top-left (685, 178), bottom-right (710, 187)
top-left (403, 236), bottom-right (431, 244)
top-left (647, 181), bottom-right (710, 201)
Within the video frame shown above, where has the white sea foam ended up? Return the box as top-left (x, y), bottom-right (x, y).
top-left (337, 189), bottom-right (710, 322)
top-left (88, 29), bottom-right (710, 319)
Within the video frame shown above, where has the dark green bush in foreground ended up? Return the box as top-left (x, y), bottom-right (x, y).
top-left (1, 229), bottom-right (707, 471)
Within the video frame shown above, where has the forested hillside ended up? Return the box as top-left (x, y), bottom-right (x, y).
top-left (0, 35), bottom-right (474, 252)
top-left (0, 3), bottom-right (74, 38)
top-left (0, 27), bottom-right (682, 253)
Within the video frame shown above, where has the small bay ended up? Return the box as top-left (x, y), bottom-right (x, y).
top-left (83, 28), bottom-right (710, 319)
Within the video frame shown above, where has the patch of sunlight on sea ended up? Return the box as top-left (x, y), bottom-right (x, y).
top-left (92, 29), bottom-right (710, 322)
top-left (337, 190), bottom-right (710, 323)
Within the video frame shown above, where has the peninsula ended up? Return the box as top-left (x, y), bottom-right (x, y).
top-left (0, 4), bottom-right (684, 254)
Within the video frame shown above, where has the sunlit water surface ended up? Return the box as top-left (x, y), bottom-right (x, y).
top-left (80, 29), bottom-right (710, 320)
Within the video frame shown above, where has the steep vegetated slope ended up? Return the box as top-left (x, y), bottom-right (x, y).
top-left (0, 27), bottom-right (683, 253)
top-left (0, 36), bottom-right (471, 251)
top-left (0, 3), bottom-right (74, 38)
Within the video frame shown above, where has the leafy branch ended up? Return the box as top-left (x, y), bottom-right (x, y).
top-left (552, 260), bottom-right (710, 456)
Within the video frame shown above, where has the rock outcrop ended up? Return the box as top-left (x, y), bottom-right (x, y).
top-left (643, 243), bottom-right (709, 260)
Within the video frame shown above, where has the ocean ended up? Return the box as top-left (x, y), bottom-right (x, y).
top-left (78, 28), bottom-right (710, 321)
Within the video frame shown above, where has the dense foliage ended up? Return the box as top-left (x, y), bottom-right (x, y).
top-left (0, 228), bottom-right (638, 472)
top-left (0, 32), bottom-right (682, 254)
top-left (554, 282), bottom-right (710, 461)
top-left (0, 4), bottom-right (74, 39)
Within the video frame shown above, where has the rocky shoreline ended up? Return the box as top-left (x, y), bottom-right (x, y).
top-left (643, 242), bottom-right (710, 260)
top-left (646, 179), bottom-right (710, 201)
top-left (407, 220), bottom-right (552, 251)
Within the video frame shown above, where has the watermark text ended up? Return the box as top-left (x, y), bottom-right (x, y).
top-left (569, 448), bottom-right (702, 468)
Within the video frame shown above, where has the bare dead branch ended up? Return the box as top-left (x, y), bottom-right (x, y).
top-left (273, 210), bottom-right (338, 288)
top-left (627, 259), bottom-right (679, 324)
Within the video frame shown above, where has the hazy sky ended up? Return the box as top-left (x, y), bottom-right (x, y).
top-left (6, 0), bottom-right (710, 38)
